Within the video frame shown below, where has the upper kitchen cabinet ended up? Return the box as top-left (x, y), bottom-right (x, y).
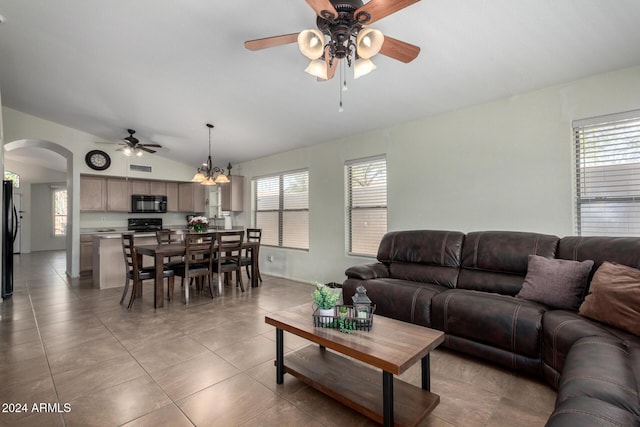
top-left (80, 175), bottom-right (107, 211)
top-left (106, 178), bottom-right (129, 212)
top-left (178, 182), bottom-right (206, 213)
top-left (166, 182), bottom-right (179, 212)
top-left (129, 179), bottom-right (167, 196)
top-left (221, 175), bottom-right (244, 212)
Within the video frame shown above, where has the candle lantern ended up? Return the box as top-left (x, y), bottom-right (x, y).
top-left (352, 285), bottom-right (373, 319)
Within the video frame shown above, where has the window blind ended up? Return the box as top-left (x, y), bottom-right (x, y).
top-left (346, 156), bottom-right (387, 256)
top-left (574, 110), bottom-right (640, 236)
top-left (254, 170), bottom-right (309, 249)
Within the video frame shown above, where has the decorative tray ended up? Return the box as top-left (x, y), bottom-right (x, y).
top-left (312, 304), bottom-right (376, 332)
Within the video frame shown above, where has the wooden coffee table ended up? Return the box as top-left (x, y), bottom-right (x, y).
top-left (265, 304), bottom-right (444, 427)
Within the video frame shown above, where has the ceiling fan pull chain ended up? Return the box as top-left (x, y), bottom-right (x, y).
top-left (338, 60), bottom-right (345, 113)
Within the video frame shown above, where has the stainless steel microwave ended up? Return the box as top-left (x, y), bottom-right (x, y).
top-left (131, 195), bottom-right (167, 213)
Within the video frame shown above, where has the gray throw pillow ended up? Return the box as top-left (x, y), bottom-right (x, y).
top-left (516, 255), bottom-right (594, 310)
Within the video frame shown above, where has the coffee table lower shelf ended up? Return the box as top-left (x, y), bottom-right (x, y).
top-left (282, 345), bottom-right (440, 427)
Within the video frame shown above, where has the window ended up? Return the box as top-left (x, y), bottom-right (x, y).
top-left (346, 156), bottom-right (387, 256)
top-left (574, 110), bottom-right (640, 236)
top-left (53, 187), bottom-right (68, 236)
top-left (254, 170), bottom-right (309, 249)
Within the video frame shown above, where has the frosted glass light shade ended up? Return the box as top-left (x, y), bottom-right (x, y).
top-left (192, 172), bottom-right (206, 182)
top-left (214, 174), bottom-right (230, 184)
top-left (356, 28), bottom-right (384, 59)
top-left (201, 177), bottom-right (216, 186)
top-left (298, 29), bottom-right (325, 59)
top-left (305, 59), bottom-right (328, 79)
top-left (354, 58), bottom-right (376, 79)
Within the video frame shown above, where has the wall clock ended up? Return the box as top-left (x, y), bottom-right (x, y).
top-left (85, 150), bottom-right (111, 171)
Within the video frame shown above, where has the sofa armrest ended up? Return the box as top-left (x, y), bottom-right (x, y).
top-left (345, 263), bottom-right (390, 280)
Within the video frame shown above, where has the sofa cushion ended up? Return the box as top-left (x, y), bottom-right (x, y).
top-left (458, 231), bottom-right (559, 295)
top-left (431, 289), bottom-right (548, 362)
top-left (376, 230), bottom-right (464, 289)
top-left (557, 236), bottom-right (640, 281)
top-left (342, 278), bottom-right (445, 327)
top-left (541, 310), bottom-right (628, 388)
top-left (516, 255), bottom-right (593, 311)
top-left (579, 261), bottom-right (640, 336)
top-left (546, 396), bottom-right (640, 427)
top-left (556, 336), bottom-right (640, 417)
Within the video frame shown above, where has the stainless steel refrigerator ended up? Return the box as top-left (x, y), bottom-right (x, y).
top-left (2, 180), bottom-right (18, 299)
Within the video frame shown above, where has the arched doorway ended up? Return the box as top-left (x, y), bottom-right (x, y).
top-left (4, 139), bottom-right (76, 277)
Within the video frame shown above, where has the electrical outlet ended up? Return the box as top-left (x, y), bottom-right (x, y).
top-left (267, 255), bottom-right (274, 262)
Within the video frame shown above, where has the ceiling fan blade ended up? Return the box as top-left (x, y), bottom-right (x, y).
top-left (355, 0), bottom-right (420, 25)
top-left (379, 35), bottom-right (420, 63)
top-left (140, 147), bottom-right (156, 154)
top-left (305, 0), bottom-right (338, 20)
top-left (316, 48), bottom-right (338, 81)
top-left (140, 144), bottom-right (162, 148)
top-left (244, 33), bottom-right (300, 51)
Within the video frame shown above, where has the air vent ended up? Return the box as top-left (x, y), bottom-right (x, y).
top-left (130, 164), bottom-right (152, 173)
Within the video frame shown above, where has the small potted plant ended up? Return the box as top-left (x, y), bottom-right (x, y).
top-left (313, 282), bottom-right (340, 323)
top-left (188, 216), bottom-right (209, 233)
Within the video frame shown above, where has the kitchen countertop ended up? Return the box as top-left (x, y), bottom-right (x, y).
top-left (82, 226), bottom-right (245, 239)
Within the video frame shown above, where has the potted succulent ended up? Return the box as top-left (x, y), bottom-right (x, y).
top-left (313, 282), bottom-right (340, 323)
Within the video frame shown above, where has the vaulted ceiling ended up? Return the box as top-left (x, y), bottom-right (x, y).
top-left (2, 0), bottom-right (640, 172)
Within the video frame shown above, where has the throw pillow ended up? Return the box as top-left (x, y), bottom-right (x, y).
top-left (579, 261), bottom-right (640, 336)
top-left (516, 255), bottom-right (594, 310)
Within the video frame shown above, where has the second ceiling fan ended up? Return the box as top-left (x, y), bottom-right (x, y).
top-left (244, 0), bottom-right (421, 81)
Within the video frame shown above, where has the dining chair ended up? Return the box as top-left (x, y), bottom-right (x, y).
top-left (212, 230), bottom-right (245, 293)
top-left (240, 228), bottom-right (262, 284)
top-left (120, 233), bottom-right (175, 310)
top-left (156, 229), bottom-right (186, 264)
top-left (172, 232), bottom-right (216, 304)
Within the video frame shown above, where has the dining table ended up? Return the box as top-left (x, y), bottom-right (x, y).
top-left (135, 240), bottom-right (259, 308)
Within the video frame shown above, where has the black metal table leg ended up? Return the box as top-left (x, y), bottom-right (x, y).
top-left (276, 328), bottom-right (284, 384)
top-left (421, 353), bottom-right (430, 391)
top-left (382, 370), bottom-right (394, 427)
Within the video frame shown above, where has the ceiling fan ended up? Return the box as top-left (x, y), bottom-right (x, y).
top-left (116, 129), bottom-right (162, 156)
top-left (244, 0), bottom-right (421, 81)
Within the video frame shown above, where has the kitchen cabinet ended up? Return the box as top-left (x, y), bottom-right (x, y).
top-left (106, 178), bottom-right (130, 212)
top-left (129, 180), bottom-right (166, 196)
top-left (178, 182), bottom-right (206, 213)
top-left (221, 175), bottom-right (244, 212)
top-left (129, 180), bottom-right (150, 195)
top-left (149, 181), bottom-right (166, 195)
top-left (166, 182), bottom-right (179, 212)
top-left (80, 175), bottom-right (107, 211)
top-left (80, 234), bottom-right (94, 274)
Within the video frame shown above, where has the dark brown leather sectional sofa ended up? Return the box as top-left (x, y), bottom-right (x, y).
top-left (343, 230), bottom-right (640, 426)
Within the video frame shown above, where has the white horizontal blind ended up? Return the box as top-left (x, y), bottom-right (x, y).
top-left (574, 110), bottom-right (640, 236)
top-left (254, 170), bottom-right (309, 249)
top-left (346, 156), bottom-right (387, 256)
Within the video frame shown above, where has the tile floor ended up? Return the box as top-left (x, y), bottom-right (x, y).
top-left (0, 251), bottom-right (557, 426)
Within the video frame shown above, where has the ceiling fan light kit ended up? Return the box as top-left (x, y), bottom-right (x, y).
top-left (191, 123), bottom-right (231, 186)
top-left (113, 129), bottom-right (162, 157)
top-left (245, 0), bottom-right (421, 111)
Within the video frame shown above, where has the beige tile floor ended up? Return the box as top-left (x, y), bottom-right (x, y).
top-left (0, 251), bottom-right (557, 426)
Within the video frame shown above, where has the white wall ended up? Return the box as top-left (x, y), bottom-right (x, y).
top-left (31, 183), bottom-right (66, 252)
top-left (4, 158), bottom-right (66, 253)
top-left (236, 65), bottom-right (640, 285)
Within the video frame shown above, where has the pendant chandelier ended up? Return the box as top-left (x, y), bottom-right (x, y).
top-left (191, 123), bottom-right (231, 186)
